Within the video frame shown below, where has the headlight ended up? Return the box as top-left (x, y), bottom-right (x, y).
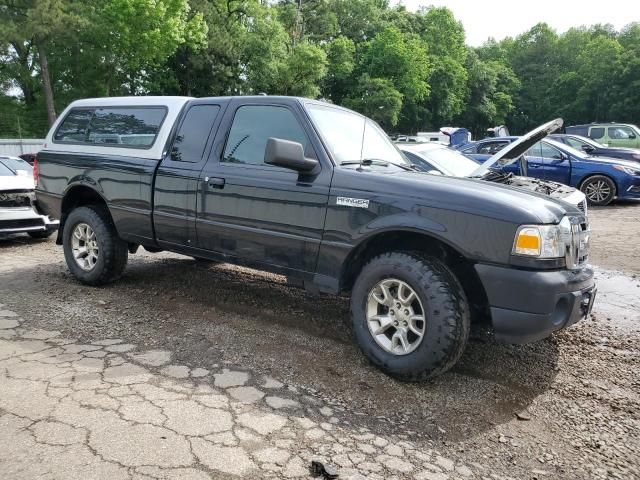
top-left (513, 224), bottom-right (564, 258)
top-left (613, 165), bottom-right (640, 176)
top-left (513, 217), bottom-right (588, 268)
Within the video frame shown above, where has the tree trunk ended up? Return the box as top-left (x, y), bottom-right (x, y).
top-left (37, 44), bottom-right (57, 127)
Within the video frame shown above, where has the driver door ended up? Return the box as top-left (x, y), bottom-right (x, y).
top-left (195, 99), bottom-right (332, 274)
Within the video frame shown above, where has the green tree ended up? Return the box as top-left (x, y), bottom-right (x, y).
top-left (323, 35), bottom-right (355, 103)
top-left (344, 75), bottom-right (403, 129)
top-left (0, 0), bottom-right (87, 125)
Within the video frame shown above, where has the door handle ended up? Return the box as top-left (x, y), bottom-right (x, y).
top-left (529, 164), bottom-right (542, 168)
top-left (206, 177), bottom-right (225, 189)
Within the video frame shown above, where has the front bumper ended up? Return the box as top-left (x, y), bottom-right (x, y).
top-left (0, 206), bottom-right (60, 235)
top-left (475, 263), bottom-right (596, 343)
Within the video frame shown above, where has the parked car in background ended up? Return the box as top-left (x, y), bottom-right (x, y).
top-left (456, 136), bottom-right (517, 162)
top-left (468, 138), bottom-right (640, 206)
top-left (0, 156), bottom-right (59, 238)
top-left (565, 123), bottom-right (640, 148)
top-left (549, 134), bottom-right (640, 163)
top-left (394, 135), bottom-right (429, 143)
top-left (400, 141), bottom-right (587, 215)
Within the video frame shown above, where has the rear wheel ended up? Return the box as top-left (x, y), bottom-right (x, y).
top-left (580, 175), bottom-right (616, 206)
top-left (351, 252), bottom-right (470, 381)
top-left (63, 206), bottom-right (128, 285)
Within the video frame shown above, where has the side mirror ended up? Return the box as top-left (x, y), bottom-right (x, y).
top-left (581, 145), bottom-right (595, 153)
top-left (427, 170), bottom-right (443, 176)
top-left (629, 133), bottom-right (637, 139)
top-left (264, 138), bottom-right (319, 174)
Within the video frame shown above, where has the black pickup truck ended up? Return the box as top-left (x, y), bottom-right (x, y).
top-left (35, 95), bottom-right (596, 380)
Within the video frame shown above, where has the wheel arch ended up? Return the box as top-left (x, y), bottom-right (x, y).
top-left (339, 229), bottom-right (490, 325)
top-left (577, 172), bottom-right (618, 192)
top-left (57, 184), bottom-right (111, 245)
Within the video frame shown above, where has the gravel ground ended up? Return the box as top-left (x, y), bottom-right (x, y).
top-left (0, 202), bottom-right (638, 479)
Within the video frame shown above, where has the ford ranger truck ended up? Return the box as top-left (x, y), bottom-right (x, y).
top-left (35, 96), bottom-right (596, 380)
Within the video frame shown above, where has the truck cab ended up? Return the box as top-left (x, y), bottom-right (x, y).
top-left (35, 96), bottom-right (596, 381)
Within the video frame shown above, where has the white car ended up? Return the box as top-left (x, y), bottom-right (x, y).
top-left (0, 156), bottom-right (59, 238)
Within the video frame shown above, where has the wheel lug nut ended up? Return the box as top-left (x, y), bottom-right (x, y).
top-left (390, 310), bottom-right (395, 315)
top-left (404, 309), bottom-right (409, 315)
top-left (396, 302), bottom-right (401, 308)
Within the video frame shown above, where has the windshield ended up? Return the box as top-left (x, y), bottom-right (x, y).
top-left (0, 157), bottom-right (32, 176)
top-left (414, 146), bottom-right (479, 177)
top-left (306, 104), bottom-right (410, 168)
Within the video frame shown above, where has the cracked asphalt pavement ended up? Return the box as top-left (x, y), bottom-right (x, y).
top-left (1, 202), bottom-right (639, 479)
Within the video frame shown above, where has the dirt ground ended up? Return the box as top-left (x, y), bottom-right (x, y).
top-left (0, 201), bottom-right (638, 479)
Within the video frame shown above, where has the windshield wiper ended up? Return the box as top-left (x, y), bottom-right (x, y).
top-left (340, 158), bottom-right (417, 171)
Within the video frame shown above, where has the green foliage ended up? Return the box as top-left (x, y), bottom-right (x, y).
top-left (344, 75), bottom-right (403, 128)
top-left (1, 2), bottom-right (639, 138)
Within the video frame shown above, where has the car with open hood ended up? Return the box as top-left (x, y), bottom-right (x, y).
top-left (464, 132), bottom-right (640, 206)
top-left (400, 139), bottom-right (588, 215)
top-left (35, 96), bottom-right (595, 381)
top-left (0, 156), bottom-right (59, 238)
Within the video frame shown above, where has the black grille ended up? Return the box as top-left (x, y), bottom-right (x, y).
top-left (0, 218), bottom-right (44, 230)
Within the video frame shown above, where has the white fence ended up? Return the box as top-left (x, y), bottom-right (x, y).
top-left (0, 139), bottom-right (45, 156)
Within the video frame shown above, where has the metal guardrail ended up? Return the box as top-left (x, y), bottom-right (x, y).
top-left (0, 139), bottom-right (46, 156)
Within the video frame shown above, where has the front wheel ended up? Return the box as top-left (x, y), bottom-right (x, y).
top-left (62, 206), bottom-right (128, 285)
top-left (351, 252), bottom-right (470, 381)
top-left (580, 175), bottom-right (616, 206)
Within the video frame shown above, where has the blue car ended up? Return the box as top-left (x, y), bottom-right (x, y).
top-left (460, 137), bottom-right (640, 206)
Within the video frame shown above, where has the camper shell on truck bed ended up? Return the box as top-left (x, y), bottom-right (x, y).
top-left (36, 96), bottom-right (596, 381)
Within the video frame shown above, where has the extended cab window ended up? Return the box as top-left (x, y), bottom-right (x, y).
top-left (54, 109), bottom-right (94, 142)
top-left (170, 105), bottom-right (220, 162)
top-left (87, 107), bottom-right (166, 147)
top-left (223, 105), bottom-right (309, 166)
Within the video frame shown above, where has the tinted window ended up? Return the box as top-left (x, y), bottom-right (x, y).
top-left (527, 141), bottom-right (563, 159)
top-left (223, 106), bottom-right (310, 166)
top-left (54, 109), bottom-right (93, 142)
top-left (589, 127), bottom-right (605, 140)
top-left (87, 107), bottom-right (166, 147)
top-left (461, 145), bottom-right (476, 154)
top-left (609, 126), bottom-right (636, 139)
top-left (478, 141), bottom-right (508, 154)
top-left (170, 105), bottom-right (220, 162)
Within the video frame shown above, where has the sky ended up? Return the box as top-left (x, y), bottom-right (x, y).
top-left (397, 0), bottom-right (640, 46)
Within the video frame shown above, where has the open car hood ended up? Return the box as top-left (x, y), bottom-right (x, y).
top-left (471, 118), bottom-right (564, 177)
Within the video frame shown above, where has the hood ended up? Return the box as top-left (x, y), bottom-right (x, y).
top-left (472, 118), bottom-right (564, 177)
top-left (0, 173), bottom-right (35, 192)
top-left (339, 168), bottom-right (576, 225)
